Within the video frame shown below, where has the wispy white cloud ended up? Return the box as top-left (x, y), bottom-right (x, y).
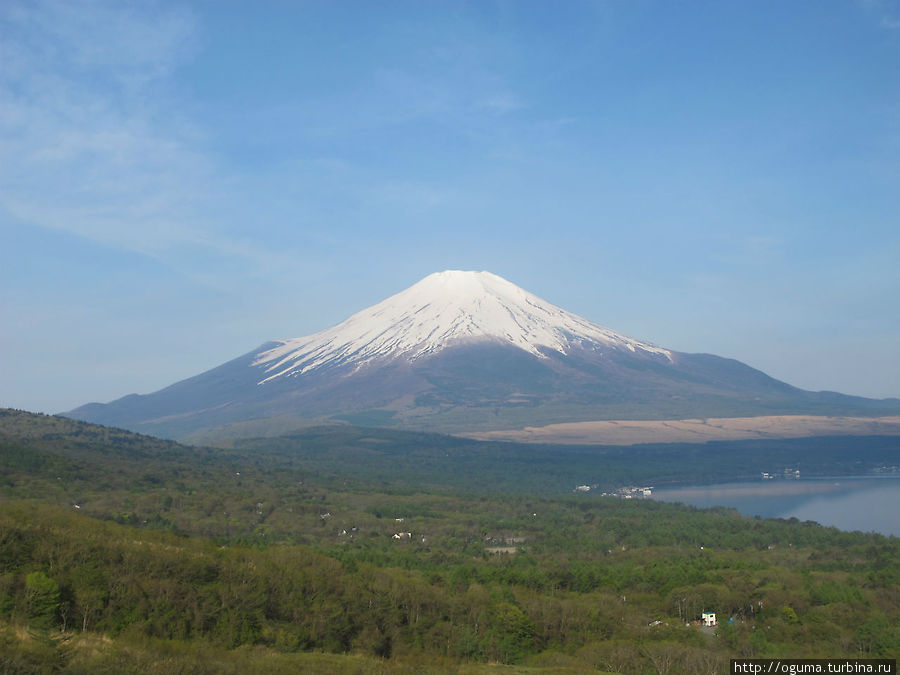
top-left (858, 0), bottom-right (900, 28)
top-left (0, 0), bottom-right (281, 275)
top-left (0, 1), bottom-right (540, 272)
top-left (5, 0), bottom-right (195, 80)
top-left (363, 179), bottom-right (458, 212)
top-left (479, 92), bottom-right (524, 115)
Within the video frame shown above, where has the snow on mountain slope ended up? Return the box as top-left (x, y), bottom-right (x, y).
top-left (254, 270), bottom-right (671, 383)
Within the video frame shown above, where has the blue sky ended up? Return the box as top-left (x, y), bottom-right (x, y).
top-left (2, 0), bottom-right (899, 413)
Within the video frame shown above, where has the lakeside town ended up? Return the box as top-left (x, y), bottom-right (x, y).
top-left (575, 467), bottom-right (813, 497)
top-left (574, 485), bottom-right (655, 498)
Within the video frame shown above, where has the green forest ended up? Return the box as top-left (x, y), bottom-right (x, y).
top-left (1, 409), bottom-right (898, 673)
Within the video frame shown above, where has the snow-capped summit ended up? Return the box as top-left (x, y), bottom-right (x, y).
top-left (254, 270), bottom-right (671, 383)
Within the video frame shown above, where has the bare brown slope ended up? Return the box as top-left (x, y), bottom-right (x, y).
top-left (460, 415), bottom-right (900, 445)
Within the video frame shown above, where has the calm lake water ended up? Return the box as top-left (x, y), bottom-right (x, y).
top-left (649, 476), bottom-right (900, 537)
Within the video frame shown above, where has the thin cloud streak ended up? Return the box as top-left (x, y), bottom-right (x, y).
top-left (0, 1), bottom-right (287, 275)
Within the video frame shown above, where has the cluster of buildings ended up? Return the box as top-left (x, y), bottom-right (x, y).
top-left (649, 612), bottom-right (718, 628)
top-left (760, 468), bottom-right (800, 480)
top-left (579, 485), bottom-right (653, 498)
top-left (873, 464), bottom-right (899, 473)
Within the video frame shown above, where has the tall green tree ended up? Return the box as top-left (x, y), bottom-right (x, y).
top-left (24, 571), bottom-right (59, 629)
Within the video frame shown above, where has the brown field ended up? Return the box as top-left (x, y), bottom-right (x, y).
top-left (459, 415), bottom-right (900, 446)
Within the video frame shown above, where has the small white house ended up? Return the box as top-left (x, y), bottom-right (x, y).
top-left (702, 612), bottom-right (717, 627)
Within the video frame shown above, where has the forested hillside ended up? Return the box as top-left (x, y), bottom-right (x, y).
top-left (1, 410), bottom-right (898, 672)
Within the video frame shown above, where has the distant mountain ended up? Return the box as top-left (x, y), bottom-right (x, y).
top-left (68, 270), bottom-right (900, 440)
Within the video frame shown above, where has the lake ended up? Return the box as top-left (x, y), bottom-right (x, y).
top-left (649, 475), bottom-right (900, 536)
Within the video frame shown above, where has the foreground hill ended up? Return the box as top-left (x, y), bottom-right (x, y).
top-left (67, 271), bottom-right (900, 440)
top-left (1, 409), bottom-right (898, 670)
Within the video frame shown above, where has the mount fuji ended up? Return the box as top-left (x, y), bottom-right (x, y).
top-left (68, 270), bottom-right (900, 440)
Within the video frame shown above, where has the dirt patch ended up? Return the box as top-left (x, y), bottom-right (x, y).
top-left (459, 415), bottom-right (900, 446)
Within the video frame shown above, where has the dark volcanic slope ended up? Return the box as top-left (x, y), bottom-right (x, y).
top-left (68, 340), bottom-right (900, 441)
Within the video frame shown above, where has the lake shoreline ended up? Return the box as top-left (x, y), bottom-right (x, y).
top-left (648, 474), bottom-right (900, 536)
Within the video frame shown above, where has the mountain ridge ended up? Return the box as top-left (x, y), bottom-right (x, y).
top-left (67, 270), bottom-right (900, 440)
